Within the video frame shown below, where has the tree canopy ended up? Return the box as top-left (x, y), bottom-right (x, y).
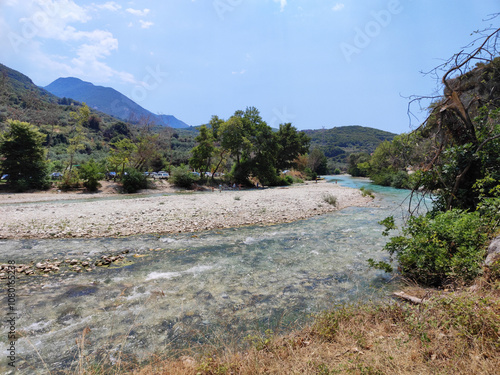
top-left (0, 120), bottom-right (49, 191)
top-left (189, 107), bottom-right (310, 186)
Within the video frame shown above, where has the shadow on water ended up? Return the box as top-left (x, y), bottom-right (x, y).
top-left (1, 176), bottom-right (414, 374)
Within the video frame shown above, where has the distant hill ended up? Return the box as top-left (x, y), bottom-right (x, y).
top-left (45, 77), bottom-right (190, 129)
top-left (303, 125), bottom-right (397, 167)
top-left (0, 63), bottom-right (58, 104)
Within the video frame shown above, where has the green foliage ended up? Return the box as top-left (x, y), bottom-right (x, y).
top-left (79, 158), bottom-right (104, 192)
top-left (304, 125), bottom-right (396, 168)
top-left (170, 164), bottom-right (196, 189)
top-left (108, 138), bottom-right (137, 175)
top-left (58, 170), bottom-right (80, 191)
top-left (371, 170), bottom-right (410, 189)
top-left (275, 122), bottom-right (310, 170)
top-left (284, 175), bottom-right (294, 185)
top-left (347, 152), bottom-right (370, 177)
top-left (246, 329), bottom-right (274, 352)
top-left (0, 120), bottom-right (50, 191)
top-left (359, 187), bottom-right (374, 198)
top-left (308, 147), bottom-right (329, 175)
top-left (382, 210), bottom-right (488, 286)
top-left (121, 168), bottom-right (148, 193)
top-left (367, 258), bottom-right (393, 273)
top-left (322, 193), bottom-right (337, 206)
top-left (189, 124), bottom-right (215, 178)
top-left (214, 107), bottom-right (309, 185)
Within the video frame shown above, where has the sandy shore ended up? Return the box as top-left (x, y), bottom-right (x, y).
top-left (0, 180), bottom-right (373, 239)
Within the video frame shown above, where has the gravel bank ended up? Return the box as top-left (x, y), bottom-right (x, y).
top-left (0, 181), bottom-right (372, 239)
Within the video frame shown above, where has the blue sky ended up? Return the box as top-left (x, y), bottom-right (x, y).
top-left (1, 1), bottom-right (498, 133)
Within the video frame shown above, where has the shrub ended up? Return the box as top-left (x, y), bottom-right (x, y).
top-left (391, 170), bottom-right (410, 189)
top-left (268, 176), bottom-right (291, 187)
top-left (122, 168), bottom-right (148, 193)
top-left (360, 186), bottom-right (374, 198)
top-left (322, 193), bottom-right (337, 206)
top-left (79, 159), bottom-right (104, 192)
top-left (170, 164), bottom-right (196, 189)
top-left (380, 210), bottom-right (488, 286)
top-left (58, 170), bottom-right (80, 191)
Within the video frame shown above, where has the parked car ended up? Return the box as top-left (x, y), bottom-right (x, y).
top-left (106, 171), bottom-right (117, 180)
top-left (51, 172), bottom-right (63, 180)
top-left (154, 172), bottom-right (169, 180)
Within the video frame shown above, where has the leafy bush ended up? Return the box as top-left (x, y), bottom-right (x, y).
top-left (122, 168), bottom-right (148, 193)
top-left (371, 172), bottom-right (393, 187)
top-left (380, 210), bottom-right (488, 286)
top-left (304, 167), bottom-right (317, 181)
top-left (360, 186), bottom-right (374, 198)
top-left (391, 170), bottom-right (410, 189)
top-left (170, 164), bottom-right (196, 189)
top-left (267, 176), bottom-right (291, 187)
top-left (371, 170), bottom-right (410, 189)
top-left (58, 170), bottom-right (80, 191)
top-left (322, 193), bottom-right (337, 206)
top-left (79, 158), bottom-right (104, 192)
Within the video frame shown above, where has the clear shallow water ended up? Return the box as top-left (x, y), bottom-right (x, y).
top-left (0, 176), bottom-right (413, 374)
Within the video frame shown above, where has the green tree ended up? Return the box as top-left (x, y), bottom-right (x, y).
top-left (219, 116), bottom-right (249, 164)
top-left (67, 103), bottom-right (90, 172)
top-left (347, 152), bottom-right (371, 177)
top-left (275, 123), bottom-right (310, 170)
top-left (108, 138), bottom-right (137, 177)
top-left (0, 120), bottom-right (49, 191)
top-left (209, 115), bottom-right (225, 140)
top-left (308, 147), bottom-right (328, 175)
top-left (189, 124), bottom-right (215, 179)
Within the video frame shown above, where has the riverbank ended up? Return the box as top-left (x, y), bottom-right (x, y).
top-left (130, 281), bottom-right (500, 375)
top-left (0, 180), bottom-right (373, 239)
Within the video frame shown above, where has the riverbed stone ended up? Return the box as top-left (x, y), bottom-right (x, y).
top-left (485, 236), bottom-right (500, 266)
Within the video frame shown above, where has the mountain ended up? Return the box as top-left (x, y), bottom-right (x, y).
top-left (302, 125), bottom-right (397, 166)
top-left (0, 63), bottom-right (58, 104)
top-left (44, 77), bottom-right (190, 129)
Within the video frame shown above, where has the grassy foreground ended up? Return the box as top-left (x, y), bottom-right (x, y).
top-left (68, 274), bottom-right (500, 375)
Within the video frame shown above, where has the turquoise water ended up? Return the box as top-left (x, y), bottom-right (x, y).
top-left (0, 176), bottom-right (414, 374)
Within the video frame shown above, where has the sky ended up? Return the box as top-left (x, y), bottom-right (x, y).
top-left (1, 0), bottom-right (499, 133)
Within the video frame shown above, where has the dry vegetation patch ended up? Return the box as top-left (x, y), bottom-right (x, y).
top-left (67, 281), bottom-right (500, 375)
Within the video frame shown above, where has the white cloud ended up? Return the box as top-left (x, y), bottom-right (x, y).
top-left (232, 69), bottom-right (247, 75)
top-left (332, 3), bottom-right (345, 12)
top-left (93, 2), bottom-right (122, 12)
top-left (273, 0), bottom-right (287, 12)
top-left (126, 8), bottom-right (150, 17)
top-left (3, 0), bottom-right (138, 85)
top-left (139, 20), bottom-right (154, 29)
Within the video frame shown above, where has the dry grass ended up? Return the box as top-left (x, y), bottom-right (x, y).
top-left (64, 276), bottom-right (500, 375)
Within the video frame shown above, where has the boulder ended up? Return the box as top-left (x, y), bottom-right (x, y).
top-left (485, 236), bottom-right (500, 266)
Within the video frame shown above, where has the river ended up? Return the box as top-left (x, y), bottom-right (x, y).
top-left (1, 176), bottom-right (415, 374)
